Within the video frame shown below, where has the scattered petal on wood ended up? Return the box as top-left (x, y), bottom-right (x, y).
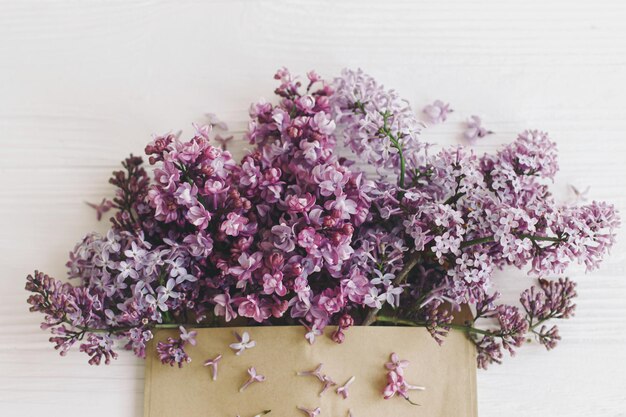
top-left (336, 376), bottom-right (356, 399)
top-left (203, 354), bottom-right (222, 381)
top-left (239, 367), bottom-right (266, 392)
top-left (230, 331), bottom-right (256, 356)
top-left (296, 406), bottom-right (321, 417)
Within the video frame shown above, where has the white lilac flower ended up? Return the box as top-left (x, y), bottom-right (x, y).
top-left (303, 323), bottom-right (322, 345)
top-left (230, 331), bottom-right (256, 355)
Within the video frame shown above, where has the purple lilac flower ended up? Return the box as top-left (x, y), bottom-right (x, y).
top-left (463, 115), bottom-right (492, 142)
top-left (156, 336), bottom-right (190, 368)
top-left (86, 198), bottom-right (114, 221)
top-left (331, 68), bottom-right (424, 180)
top-left (422, 100), bottom-right (452, 124)
top-left (179, 326), bottom-right (197, 346)
top-left (382, 353), bottom-right (425, 402)
top-left (25, 68), bottom-right (619, 370)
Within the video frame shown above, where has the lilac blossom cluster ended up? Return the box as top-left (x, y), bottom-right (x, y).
top-left (26, 68), bottom-right (619, 369)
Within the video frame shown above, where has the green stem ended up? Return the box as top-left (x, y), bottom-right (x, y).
top-left (460, 236), bottom-right (495, 249)
top-left (396, 143), bottom-right (406, 188)
top-left (73, 321), bottom-right (221, 335)
top-left (379, 111), bottom-right (406, 189)
top-left (520, 234), bottom-right (563, 243)
top-left (375, 315), bottom-right (495, 336)
top-left (460, 233), bottom-right (564, 249)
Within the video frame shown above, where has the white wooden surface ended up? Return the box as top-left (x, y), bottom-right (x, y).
top-left (1, 1), bottom-right (625, 416)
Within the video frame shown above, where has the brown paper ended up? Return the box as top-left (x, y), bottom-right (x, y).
top-left (144, 326), bottom-right (477, 417)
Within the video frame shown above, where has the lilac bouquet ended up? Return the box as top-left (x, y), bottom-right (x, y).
top-left (26, 68), bottom-right (619, 369)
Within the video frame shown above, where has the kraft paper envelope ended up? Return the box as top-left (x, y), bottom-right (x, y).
top-left (144, 326), bottom-right (477, 417)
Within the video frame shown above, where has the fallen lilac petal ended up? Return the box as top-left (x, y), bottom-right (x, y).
top-left (336, 375), bottom-right (355, 399)
top-left (239, 367), bottom-right (266, 392)
top-left (179, 326), bottom-right (197, 346)
top-left (385, 352), bottom-right (410, 372)
top-left (300, 321), bottom-right (322, 345)
top-left (85, 198), bottom-right (113, 221)
top-left (297, 363), bottom-right (325, 382)
top-left (422, 100), bottom-right (452, 124)
top-left (569, 184), bottom-right (590, 203)
top-left (319, 375), bottom-right (337, 396)
top-left (193, 122), bottom-right (211, 139)
top-left (382, 354), bottom-right (426, 403)
top-left (230, 331), bottom-right (256, 355)
top-left (405, 382), bottom-right (426, 391)
top-left (203, 354), bottom-right (222, 381)
top-left (297, 406), bottom-right (321, 417)
top-left (214, 134), bottom-right (234, 150)
top-left (236, 411), bottom-right (271, 417)
top-left (206, 112), bottom-right (229, 131)
top-left (464, 115), bottom-right (493, 142)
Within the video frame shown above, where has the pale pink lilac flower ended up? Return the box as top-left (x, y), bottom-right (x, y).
top-left (239, 367), bottom-right (266, 392)
top-left (319, 375), bottom-right (337, 396)
top-left (230, 331), bottom-right (256, 355)
top-left (186, 205), bottom-right (211, 229)
top-left (383, 353), bottom-right (425, 403)
top-left (383, 369), bottom-right (425, 401)
top-left (206, 113), bottom-right (228, 131)
top-left (464, 115), bottom-right (492, 142)
top-left (297, 407), bottom-right (321, 417)
top-left (297, 363), bottom-right (325, 382)
top-left (192, 122), bottom-right (211, 140)
top-left (220, 212), bottom-right (249, 237)
top-left (203, 354), bottom-right (222, 380)
top-left (422, 100), bottom-right (452, 124)
top-left (179, 326), bottom-right (197, 346)
top-left (86, 198), bottom-right (114, 221)
top-left (385, 352), bottom-right (410, 374)
top-left (230, 252), bottom-right (263, 289)
top-left (569, 184), bottom-right (590, 204)
top-left (336, 376), bottom-right (355, 399)
top-left (303, 322), bottom-right (322, 345)
top-left (213, 292), bottom-right (237, 322)
top-left (238, 295), bottom-right (270, 322)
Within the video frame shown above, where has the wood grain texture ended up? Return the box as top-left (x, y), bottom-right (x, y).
top-left (0, 1), bottom-right (625, 416)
